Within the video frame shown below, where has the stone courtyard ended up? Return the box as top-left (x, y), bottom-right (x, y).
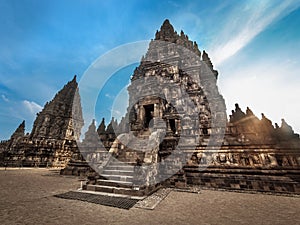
top-left (1, 168), bottom-right (299, 225)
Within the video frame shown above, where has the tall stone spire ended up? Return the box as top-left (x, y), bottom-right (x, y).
top-left (154, 19), bottom-right (201, 57)
top-left (10, 120), bottom-right (25, 141)
top-left (30, 75), bottom-right (83, 141)
top-left (106, 117), bottom-right (116, 134)
top-left (6, 120), bottom-right (25, 150)
top-left (97, 118), bottom-right (106, 135)
top-left (133, 19), bottom-right (218, 82)
top-left (155, 19), bottom-right (177, 42)
top-left (82, 119), bottom-right (99, 144)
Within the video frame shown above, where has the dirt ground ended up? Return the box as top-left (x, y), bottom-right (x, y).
top-left (0, 168), bottom-right (300, 225)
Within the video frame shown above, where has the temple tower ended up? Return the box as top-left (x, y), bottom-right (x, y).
top-left (2, 76), bottom-right (84, 167)
top-left (30, 75), bottom-right (83, 141)
top-left (125, 19), bottom-right (226, 161)
top-left (10, 120), bottom-right (25, 140)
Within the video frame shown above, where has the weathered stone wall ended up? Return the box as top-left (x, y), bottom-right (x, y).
top-left (160, 143), bottom-right (300, 193)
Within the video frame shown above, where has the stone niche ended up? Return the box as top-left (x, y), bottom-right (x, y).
top-left (130, 96), bottom-right (181, 135)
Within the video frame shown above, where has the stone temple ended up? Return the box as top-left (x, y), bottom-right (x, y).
top-left (0, 76), bottom-right (83, 167)
top-left (1, 20), bottom-right (300, 196)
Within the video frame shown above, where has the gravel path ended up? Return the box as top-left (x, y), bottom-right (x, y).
top-left (1, 168), bottom-right (300, 225)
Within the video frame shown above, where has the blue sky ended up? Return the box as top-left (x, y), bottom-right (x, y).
top-left (1, 0), bottom-right (300, 139)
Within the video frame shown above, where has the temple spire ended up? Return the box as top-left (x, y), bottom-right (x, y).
top-left (82, 119), bottom-right (100, 146)
top-left (155, 19), bottom-right (176, 41)
top-left (202, 50), bottom-right (218, 78)
top-left (152, 19), bottom-right (202, 58)
top-left (72, 75), bottom-right (77, 82)
top-left (97, 118), bottom-right (106, 135)
top-left (30, 76), bottom-right (83, 140)
top-left (10, 120), bottom-right (25, 140)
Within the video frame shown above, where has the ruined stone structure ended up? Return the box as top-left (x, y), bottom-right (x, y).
top-left (0, 76), bottom-right (84, 167)
top-left (1, 20), bottom-right (300, 196)
top-left (83, 20), bottom-right (300, 196)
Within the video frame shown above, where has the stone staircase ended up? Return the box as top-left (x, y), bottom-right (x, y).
top-left (82, 131), bottom-right (159, 199)
top-left (115, 131), bottom-right (152, 163)
top-left (83, 158), bottom-right (157, 199)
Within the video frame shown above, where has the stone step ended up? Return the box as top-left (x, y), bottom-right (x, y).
top-left (109, 161), bottom-right (136, 166)
top-left (106, 165), bottom-right (135, 171)
top-left (139, 135), bottom-right (150, 139)
top-left (123, 148), bottom-right (148, 152)
top-left (121, 150), bottom-right (143, 154)
top-left (78, 190), bottom-right (145, 200)
top-left (96, 179), bottom-right (133, 188)
top-left (84, 184), bottom-right (147, 197)
top-left (101, 169), bottom-right (134, 176)
top-left (101, 174), bottom-right (134, 182)
top-left (109, 159), bottom-right (136, 166)
top-left (113, 159), bottom-right (138, 164)
top-left (126, 143), bottom-right (149, 147)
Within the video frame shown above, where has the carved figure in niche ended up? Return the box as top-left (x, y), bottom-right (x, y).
top-left (281, 156), bottom-right (290, 167)
top-left (267, 154), bottom-right (278, 167)
top-left (211, 153), bottom-right (219, 165)
top-left (240, 154), bottom-right (249, 166)
top-left (234, 154), bottom-right (241, 165)
top-left (264, 154), bottom-right (271, 165)
top-left (251, 154), bottom-right (261, 165)
top-left (196, 152), bottom-right (202, 164)
top-left (259, 153), bottom-right (266, 165)
top-left (287, 156), bottom-right (298, 166)
top-left (219, 153), bottom-right (226, 163)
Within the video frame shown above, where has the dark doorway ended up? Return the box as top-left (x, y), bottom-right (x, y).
top-left (202, 128), bottom-right (208, 135)
top-left (169, 119), bottom-right (176, 134)
top-left (144, 104), bottom-right (154, 128)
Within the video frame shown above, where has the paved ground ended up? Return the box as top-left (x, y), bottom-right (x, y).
top-left (0, 168), bottom-right (300, 225)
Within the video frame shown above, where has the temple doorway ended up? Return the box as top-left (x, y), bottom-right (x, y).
top-left (169, 119), bottom-right (176, 134)
top-left (143, 104), bottom-right (154, 129)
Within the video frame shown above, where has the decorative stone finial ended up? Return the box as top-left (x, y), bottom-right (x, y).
top-left (155, 19), bottom-right (176, 41)
top-left (246, 107), bottom-right (254, 116)
top-left (97, 118), bottom-right (106, 135)
top-left (202, 50), bottom-right (218, 78)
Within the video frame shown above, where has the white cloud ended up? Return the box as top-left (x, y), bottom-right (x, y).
top-left (209, 0), bottom-right (300, 66)
top-left (1, 94), bottom-right (9, 102)
top-left (111, 109), bottom-right (122, 117)
top-left (105, 93), bottom-right (114, 99)
top-left (22, 100), bottom-right (43, 115)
